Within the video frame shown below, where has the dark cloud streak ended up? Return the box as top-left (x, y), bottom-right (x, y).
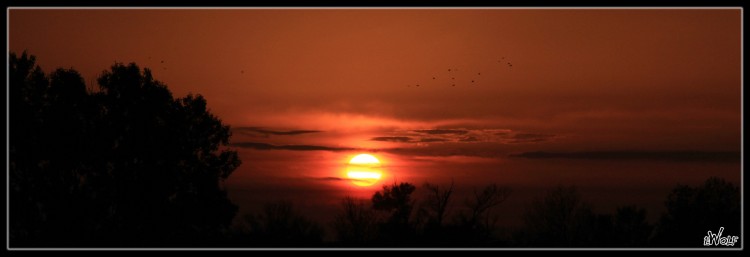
top-left (315, 177), bottom-right (346, 181)
top-left (232, 142), bottom-right (355, 152)
top-left (419, 138), bottom-right (449, 142)
top-left (508, 133), bottom-right (556, 143)
top-left (311, 177), bottom-right (371, 183)
top-left (413, 129), bottom-right (469, 135)
top-left (371, 136), bottom-right (413, 142)
top-left (509, 151), bottom-right (740, 162)
top-left (459, 136), bottom-right (479, 142)
top-left (234, 127), bottom-right (322, 136)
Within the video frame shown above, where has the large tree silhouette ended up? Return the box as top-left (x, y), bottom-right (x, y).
top-left (9, 52), bottom-right (241, 247)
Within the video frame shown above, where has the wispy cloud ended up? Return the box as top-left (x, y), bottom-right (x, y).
top-left (234, 127), bottom-right (322, 137)
top-left (509, 151), bottom-right (741, 162)
top-left (413, 129), bottom-right (469, 135)
top-left (310, 176), bottom-right (373, 183)
top-left (369, 128), bottom-right (557, 145)
top-left (232, 142), bottom-right (355, 152)
top-left (508, 133), bottom-right (556, 144)
top-left (419, 138), bottom-right (448, 142)
top-left (371, 136), bottom-right (413, 142)
top-left (370, 136), bottom-right (448, 143)
top-left (314, 177), bottom-right (346, 181)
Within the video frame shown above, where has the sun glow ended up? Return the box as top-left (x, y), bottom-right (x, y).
top-left (346, 154), bottom-right (383, 187)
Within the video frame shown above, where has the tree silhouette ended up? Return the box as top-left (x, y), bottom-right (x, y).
top-left (421, 181), bottom-right (454, 227)
top-left (653, 177), bottom-right (740, 247)
top-left (612, 205), bottom-right (653, 246)
top-left (332, 197), bottom-right (380, 245)
top-left (462, 184), bottom-right (510, 231)
top-left (236, 201), bottom-right (324, 246)
top-left (415, 181), bottom-right (454, 243)
top-left (372, 182), bottom-right (417, 224)
top-left (519, 185), bottom-right (597, 247)
top-left (9, 52), bottom-right (241, 247)
top-left (371, 182), bottom-right (417, 244)
top-left (452, 183), bottom-right (511, 245)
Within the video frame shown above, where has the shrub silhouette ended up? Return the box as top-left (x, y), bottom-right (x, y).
top-left (9, 52), bottom-right (241, 247)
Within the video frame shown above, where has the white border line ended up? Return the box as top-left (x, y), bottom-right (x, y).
top-left (3, 7), bottom-right (746, 10)
top-left (6, 6), bottom-right (744, 251)
top-left (5, 6), bottom-right (9, 252)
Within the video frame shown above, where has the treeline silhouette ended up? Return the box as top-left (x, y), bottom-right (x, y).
top-left (227, 177), bottom-right (739, 248)
top-left (9, 52), bottom-right (741, 248)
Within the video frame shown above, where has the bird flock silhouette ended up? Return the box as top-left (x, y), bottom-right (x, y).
top-left (406, 57), bottom-right (513, 88)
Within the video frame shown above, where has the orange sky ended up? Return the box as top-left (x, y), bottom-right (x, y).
top-left (9, 8), bottom-right (742, 228)
top-left (10, 9), bottom-right (741, 149)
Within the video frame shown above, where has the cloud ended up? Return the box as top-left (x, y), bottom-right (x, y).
top-left (509, 151), bottom-right (741, 162)
top-left (310, 176), bottom-right (373, 183)
top-left (370, 136), bottom-right (451, 143)
top-left (371, 136), bottom-right (413, 142)
top-left (507, 133), bottom-right (556, 143)
top-left (232, 142), bottom-right (355, 152)
top-left (314, 177), bottom-right (346, 181)
top-left (419, 138), bottom-right (448, 142)
top-left (234, 127), bottom-right (322, 137)
top-left (512, 133), bottom-right (554, 139)
top-left (369, 128), bottom-right (556, 145)
top-left (383, 146), bottom-right (506, 158)
top-left (413, 129), bottom-right (469, 135)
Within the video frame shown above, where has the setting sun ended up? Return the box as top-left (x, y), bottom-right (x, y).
top-left (8, 8), bottom-right (741, 248)
top-left (346, 154), bottom-right (383, 187)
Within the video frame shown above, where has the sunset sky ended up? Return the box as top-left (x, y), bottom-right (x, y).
top-left (9, 8), bottom-right (742, 229)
